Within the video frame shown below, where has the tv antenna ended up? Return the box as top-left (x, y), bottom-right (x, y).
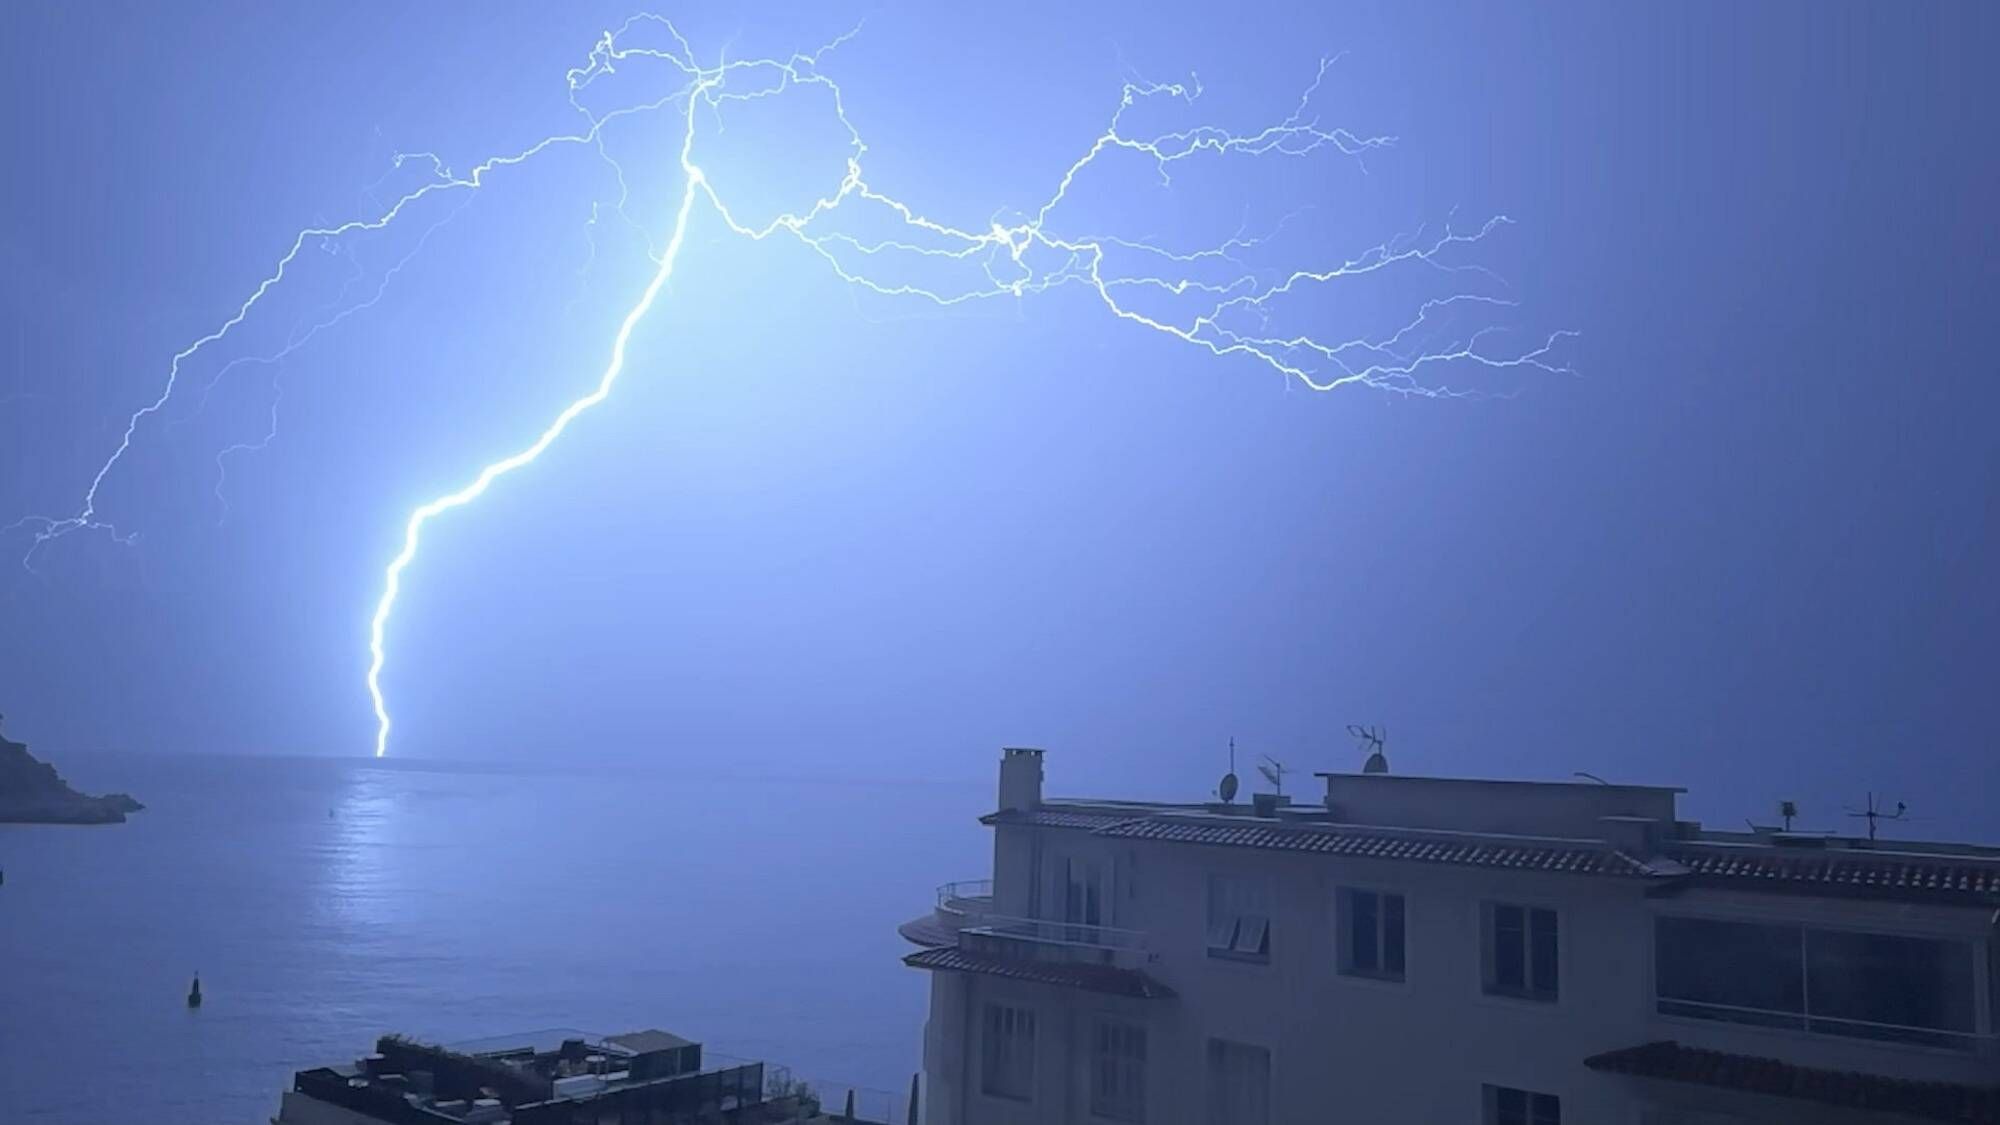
top-left (1777, 800), bottom-right (1799, 832)
top-left (1257, 754), bottom-right (1290, 796)
top-left (1844, 792), bottom-right (1907, 841)
top-left (1215, 737), bottom-right (1239, 804)
top-left (1347, 724), bottom-right (1388, 774)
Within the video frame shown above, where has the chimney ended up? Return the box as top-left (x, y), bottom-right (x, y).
top-left (998, 747), bottom-right (1044, 812)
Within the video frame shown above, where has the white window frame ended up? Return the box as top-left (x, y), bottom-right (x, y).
top-left (1650, 910), bottom-right (1991, 1052)
top-left (1335, 885), bottom-right (1407, 982)
top-left (1203, 1038), bottom-right (1270, 1125)
top-left (1206, 873), bottom-right (1272, 963)
top-left (1089, 1016), bottom-right (1147, 1123)
top-left (979, 1002), bottom-right (1036, 1102)
top-left (1482, 901), bottom-right (1560, 1003)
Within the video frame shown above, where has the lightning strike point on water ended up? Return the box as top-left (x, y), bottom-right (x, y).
top-left (13, 15), bottom-right (1574, 759)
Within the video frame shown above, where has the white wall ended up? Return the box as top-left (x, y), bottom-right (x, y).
top-left (934, 825), bottom-right (1998, 1125)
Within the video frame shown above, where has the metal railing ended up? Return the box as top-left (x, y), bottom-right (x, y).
top-left (931, 878), bottom-right (1150, 958)
top-left (708, 1054), bottom-right (908, 1123)
top-left (964, 913), bottom-right (1150, 954)
top-left (1656, 997), bottom-right (1993, 1051)
top-left (935, 879), bottom-right (993, 910)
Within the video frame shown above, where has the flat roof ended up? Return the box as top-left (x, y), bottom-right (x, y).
top-left (1314, 771), bottom-right (1687, 794)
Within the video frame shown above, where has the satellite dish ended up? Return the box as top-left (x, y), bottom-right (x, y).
top-left (1218, 772), bottom-right (1239, 804)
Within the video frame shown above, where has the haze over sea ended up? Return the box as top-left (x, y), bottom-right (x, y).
top-left (0, 752), bottom-right (987, 1125)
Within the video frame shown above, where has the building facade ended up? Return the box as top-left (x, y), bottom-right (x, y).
top-left (900, 748), bottom-right (2000, 1125)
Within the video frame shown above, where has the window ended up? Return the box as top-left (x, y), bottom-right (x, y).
top-left (1337, 887), bottom-right (1406, 981)
top-left (1655, 916), bottom-right (1805, 1030)
top-left (1485, 1085), bottom-right (1560, 1125)
top-left (1204, 1039), bottom-right (1269, 1125)
top-left (1655, 916), bottom-right (1979, 1049)
top-left (980, 1003), bottom-right (1035, 1101)
top-left (1484, 903), bottom-right (1558, 1001)
top-left (1065, 856), bottom-right (1106, 942)
top-left (1090, 1019), bottom-right (1146, 1122)
top-left (1206, 875), bottom-right (1271, 963)
top-left (1806, 929), bottom-right (1977, 1045)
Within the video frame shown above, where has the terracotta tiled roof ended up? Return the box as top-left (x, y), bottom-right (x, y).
top-left (1666, 847), bottom-right (2000, 903)
top-left (902, 946), bottom-right (1176, 1000)
top-left (1585, 1041), bottom-right (2000, 1124)
top-left (981, 808), bottom-right (1147, 831)
top-left (1096, 817), bottom-right (1653, 878)
top-left (990, 803), bottom-right (2000, 905)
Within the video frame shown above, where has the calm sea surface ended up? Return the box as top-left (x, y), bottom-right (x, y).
top-left (0, 753), bottom-right (990, 1124)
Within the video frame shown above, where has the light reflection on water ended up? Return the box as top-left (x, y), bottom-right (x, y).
top-left (0, 753), bottom-right (987, 1125)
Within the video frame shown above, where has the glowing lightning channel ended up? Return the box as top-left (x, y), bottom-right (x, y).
top-left (13, 15), bottom-right (1575, 759)
top-left (5, 91), bottom-right (684, 565)
top-left (366, 77), bottom-right (714, 758)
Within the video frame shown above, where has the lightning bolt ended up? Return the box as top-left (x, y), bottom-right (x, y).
top-left (10, 15), bottom-right (1574, 758)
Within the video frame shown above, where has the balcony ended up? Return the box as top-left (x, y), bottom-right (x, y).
top-left (959, 914), bottom-right (1150, 966)
top-left (903, 879), bottom-right (1146, 960)
top-left (937, 879), bottom-right (993, 917)
top-left (900, 879), bottom-right (1168, 999)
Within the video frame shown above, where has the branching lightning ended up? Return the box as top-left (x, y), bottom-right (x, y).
top-left (10, 15), bottom-right (1575, 758)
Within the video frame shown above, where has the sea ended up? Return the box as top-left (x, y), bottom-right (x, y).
top-left (0, 752), bottom-right (992, 1124)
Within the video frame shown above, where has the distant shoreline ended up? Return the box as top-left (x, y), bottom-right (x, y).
top-left (0, 720), bottom-right (144, 826)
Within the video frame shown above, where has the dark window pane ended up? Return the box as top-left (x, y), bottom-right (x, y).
top-left (1530, 1092), bottom-right (1561, 1125)
top-left (1383, 894), bottom-right (1406, 977)
top-left (1351, 891), bottom-right (1379, 972)
top-left (1654, 916), bottom-right (1804, 1027)
top-left (1807, 929), bottom-right (1976, 1045)
top-left (1090, 1021), bottom-right (1146, 1122)
top-left (1206, 1040), bottom-right (1269, 1125)
top-left (1493, 1086), bottom-right (1527, 1125)
top-left (1529, 909), bottom-right (1559, 998)
top-left (1492, 905), bottom-right (1526, 991)
top-left (980, 1004), bottom-right (1034, 1100)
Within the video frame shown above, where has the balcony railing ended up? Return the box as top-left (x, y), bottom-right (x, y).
top-left (963, 914), bottom-right (1150, 955)
top-left (1656, 997), bottom-right (1995, 1052)
top-left (936, 879), bottom-right (993, 912)
top-left (927, 878), bottom-right (1150, 966)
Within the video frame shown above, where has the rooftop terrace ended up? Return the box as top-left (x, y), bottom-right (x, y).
top-left (281, 1027), bottom-right (898, 1125)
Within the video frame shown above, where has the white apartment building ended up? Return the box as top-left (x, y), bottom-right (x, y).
top-left (899, 748), bottom-right (2000, 1125)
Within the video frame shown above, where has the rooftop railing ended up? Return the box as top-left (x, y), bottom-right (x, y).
top-left (935, 879), bottom-right (993, 911)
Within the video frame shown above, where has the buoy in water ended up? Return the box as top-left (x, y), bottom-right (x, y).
top-left (187, 974), bottom-right (202, 1008)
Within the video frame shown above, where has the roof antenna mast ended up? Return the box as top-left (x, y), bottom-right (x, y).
top-left (1348, 724), bottom-right (1388, 774)
top-left (1844, 792), bottom-right (1908, 841)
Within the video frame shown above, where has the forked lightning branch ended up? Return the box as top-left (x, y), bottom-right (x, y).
top-left (8, 14), bottom-right (1573, 757)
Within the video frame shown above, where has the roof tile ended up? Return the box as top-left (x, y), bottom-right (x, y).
top-left (1668, 848), bottom-right (2000, 903)
top-left (902, 946), bottom-right (1175, 1000)
top-left (1586, 1040), bottom-right (2000, 1124)
top-left (1096, 817), bottom-right (1652, 878)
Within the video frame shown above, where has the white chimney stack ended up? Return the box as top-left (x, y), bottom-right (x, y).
top-left (998, 747), bottom-right (1044, 812)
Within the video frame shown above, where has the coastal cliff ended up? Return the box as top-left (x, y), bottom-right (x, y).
top-left (0, 717), bottom-right (143, 825)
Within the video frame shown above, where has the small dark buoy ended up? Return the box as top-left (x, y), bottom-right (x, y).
top-left (187, 974), bottom-right (202, 1008)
